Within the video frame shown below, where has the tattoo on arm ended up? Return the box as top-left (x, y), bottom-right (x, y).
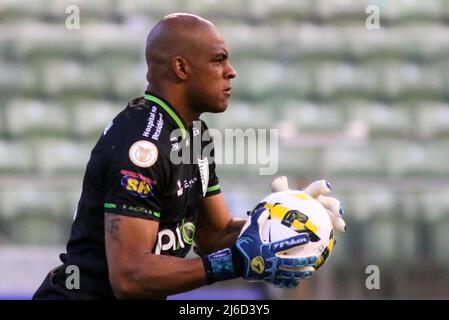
top-left (106, 214), bottom-right (121, 240)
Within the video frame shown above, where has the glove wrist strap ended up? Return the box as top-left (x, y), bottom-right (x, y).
top-left (202, 247), bottom-right (242, 285)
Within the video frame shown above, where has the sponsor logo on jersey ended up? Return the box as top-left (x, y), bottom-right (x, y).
top-left (142, 106), bottom-right (163, 141)
top-left (122, 204), bottom-right (160, 218)
top-left (120, 170), bottom-right (157, 198)
top-left (129, 140), bottom-right (158, 168)
top-left (155, 219), bottom-right (196, 255)
top-left (152, 113), bottom-right (163, 140)
top-left (197, 157), bottom-right (209, 196)
top-left (120, 170), bottom-right (156, 185)
top-left (175, 177), bottom-right (198, 197)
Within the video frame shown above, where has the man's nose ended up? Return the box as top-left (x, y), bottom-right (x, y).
top-left (226, 62), bottom-right (237, 79)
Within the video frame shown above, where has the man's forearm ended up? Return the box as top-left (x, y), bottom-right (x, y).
top-left (105, 213), bottom-right (211, 299)
top-left (211, 218), bottom-right (246, 252)
top-left (113, 254), bottom-right (207, 299)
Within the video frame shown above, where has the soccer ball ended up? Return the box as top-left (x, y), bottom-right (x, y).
top-left (257, 190), bottom-right (336, 271)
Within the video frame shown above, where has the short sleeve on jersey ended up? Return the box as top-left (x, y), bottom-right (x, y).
top-left (205, 159), bottom-right (221, 197)
top-left (104, 140), bottom-right (165, 221)
top-left (203, 131), bottom-right (221, 198)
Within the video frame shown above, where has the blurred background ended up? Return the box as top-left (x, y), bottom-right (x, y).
top-left (1, 0), bottom-right (449, 299)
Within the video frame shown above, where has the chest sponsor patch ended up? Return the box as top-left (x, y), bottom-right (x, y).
top-left (154, 218), bottom-right (196, 255)
top-left (120, 170), bottom-right (157, 198)
top-left (129, 140), bottom-right (158, 168)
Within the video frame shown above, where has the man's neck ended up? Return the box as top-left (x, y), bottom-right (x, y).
top-left (146, 85), bottom-right (200, 128)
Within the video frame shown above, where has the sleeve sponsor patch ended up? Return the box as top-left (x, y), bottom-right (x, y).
top-left (128, 140), bottom-right (158, 168)
top-left (120, 169), bottom-right (157, 198)
top-left (122, 204), bottom-right (160, 218)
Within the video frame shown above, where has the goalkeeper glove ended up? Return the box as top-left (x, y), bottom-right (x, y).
top-left (271, 176), bottom-right (346, 232)
top-left (202, 206), bottom-right (317, 288)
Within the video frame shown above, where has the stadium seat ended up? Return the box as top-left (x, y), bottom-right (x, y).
top-left (385, 140), bottom-right (449, 178)
top-left (417, 187), bottom-right (449, 262)
top-left (345, 101), bottom-right (414, 138)
top-left (416, 102), bottom-right (449, 139)
top-left (281, 101), bottom-right (346, 134)
top-left (0, 176), bottom-right (81, 244)
top-left (5, 99), bottom-right (70, 137)
top-left (277, 145), bottom-right (321, 176)
top-left (383, 0), bottom-right (443, 23)
top-left (33, 139), bottom-right (92, 174)
top-left (0, 62), bottom-right (20, 96)
top-left (206, 100), bottom-right (276, 129)
top-left (0, 140), bottom-right (35, 173)
top-left (322, 143), bottom-right (386, 177)
top-left (71, 99), bottom-right (123, 138)
top-left (38, 60), bottom-right (106, 97)
top-left (183, 0), bottom-right (248, 18)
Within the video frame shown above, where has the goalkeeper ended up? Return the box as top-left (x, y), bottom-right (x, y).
top-left (33, 13), bottom-right (343, 300)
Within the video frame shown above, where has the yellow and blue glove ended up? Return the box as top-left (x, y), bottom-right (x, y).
top-left (202, 206), bottom-right (317, 288)
top-left (271, 176), bottom-right (346, 232)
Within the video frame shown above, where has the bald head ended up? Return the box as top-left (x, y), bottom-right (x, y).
top-left (145, 13), bottom-right (219, 85)
top-left (144, 13), bottom-right (236, 119)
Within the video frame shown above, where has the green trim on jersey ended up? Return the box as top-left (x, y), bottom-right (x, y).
top-left (144, 94), bottom-right (187, 139)
top-left (104, 202), bottom-right (117, 209)
top-left (207, 184), bottom-right (220, 193)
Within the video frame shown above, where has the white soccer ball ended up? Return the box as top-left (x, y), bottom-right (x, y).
top-left (259, 190), bottom-right (336, 271)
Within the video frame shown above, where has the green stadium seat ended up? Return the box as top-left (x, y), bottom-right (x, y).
top-left (182, 0), bottom-right (248, 18)
top-left (0, 140), bottom-right (35, 173)
top-left (377, 61), bottom-right (444, 99)
top-left (206, 100), bottom-right (276, 129)
top-left (416, 102), bottom-right (449, 139)
top-left (312, 62), bottom-right (378, 99)
top-left (322, 143), bottom-right (386, 177)
top-left (36, 60), bottom-right (105, 97)
top-left (0, 181), bottom-right (77, 244)
top-left (220, 25), bottom-right (279, 59)
top-left (281, 101), bottom-right (346, 134)
top-left (346, 188), bottom-right (403, 262)
top-left (383, 0), bottom-right (443, 23)
top-left (277, 146), bottom-right (321, 176)
top-left (418, 187), bottom-right (449, 262)
top-left (118, 0), bottom-right (181, 18)
top-left (231, 59), bottom-right (288, 100)
top-left (71, 100), bottom-right (123, 138)
top-left (345, 101), bottom-right (413, 138)
top-left (313, 0), bottom-right (369, 21)
top-left (0, 62), bottom-right (20, 95)
top-left (33, 139), bottom-right (92, 174)
top-left (5, 99), bottom-right (70, 137)
top-left (385, 141), bottom-right (449, 178)
top-left (109, 61), bottom-right (145, 99)
top-left (0, 176), bottom-right (81, 245)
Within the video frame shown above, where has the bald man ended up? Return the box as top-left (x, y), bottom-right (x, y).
top-left (32, 13), bottom-right (316, 300)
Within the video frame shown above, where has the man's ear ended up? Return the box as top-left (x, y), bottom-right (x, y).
top-left (172, 56), bottom-right (189, 80)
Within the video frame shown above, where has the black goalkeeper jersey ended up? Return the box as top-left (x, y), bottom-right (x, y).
top-left (38, 92), bottom-right (221, 299)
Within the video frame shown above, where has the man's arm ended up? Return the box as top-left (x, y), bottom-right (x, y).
top-left (105, 212), bottom-right (207, 299)
top-left (195, 193), bottom-right (246, 255)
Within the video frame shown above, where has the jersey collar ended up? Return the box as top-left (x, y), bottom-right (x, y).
top-left (144, 91), bottom-right (188, 140)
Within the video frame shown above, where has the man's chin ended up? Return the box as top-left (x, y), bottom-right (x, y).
top-left (209, 103), bottom-right (228, 113)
